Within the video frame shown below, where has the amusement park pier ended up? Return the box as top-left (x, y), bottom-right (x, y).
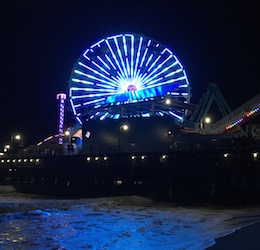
top-left (1, 33), bottom-right (260, 205)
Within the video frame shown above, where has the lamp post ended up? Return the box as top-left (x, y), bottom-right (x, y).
top-left (10, 133), bottom-right (23, 156)
top-left (65, 129), bottom-right (74, 155)
top-left (118, 124), bottom-right (128, 153)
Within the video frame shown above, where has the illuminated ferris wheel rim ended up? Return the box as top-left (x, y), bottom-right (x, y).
top-left (69, 33), bottom-right (191, 124)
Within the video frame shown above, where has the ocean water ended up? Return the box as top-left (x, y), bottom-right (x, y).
top-left (1, 186), bottom-right (260, 249)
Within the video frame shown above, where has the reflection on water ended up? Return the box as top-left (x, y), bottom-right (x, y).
top-left (0, 186), bottom-right (260, 249)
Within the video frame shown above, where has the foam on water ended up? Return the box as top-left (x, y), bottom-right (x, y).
top-left (1, 186), bottom-right (260, 249)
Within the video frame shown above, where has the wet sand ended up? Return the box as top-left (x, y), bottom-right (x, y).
top-left (207, 222), bottom-right (260, 249)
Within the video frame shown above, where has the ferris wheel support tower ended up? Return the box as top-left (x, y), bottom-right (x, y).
top-left (56, 93), bottom-right (67, 145)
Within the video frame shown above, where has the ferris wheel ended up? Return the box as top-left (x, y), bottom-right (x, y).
top-left (69, 33), bottom-right (190, 124)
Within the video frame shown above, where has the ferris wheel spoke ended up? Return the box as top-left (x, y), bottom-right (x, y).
top-left (106, 39), bottom-right (126, 78)
top-left (78, 62), bottom-right (117, 85)
top-left (105, 54), bottom-right (117, 70)
top-left (72, 92), bottom-right (115, 99)
top-left (71, 78), bottom-right (94, 85)
top-left (97, 56), bottom-right (111, 70)
top-left (145, 54), bottom-right (153, 67)
top-left (164, 68), bottom-right (183, 78)
top-left (133, 37), bottom-right (143, 78)
top-left (114, 37), bottom-right (128, 79)
top-left (147, 55), bottom-right (161, 72)
top-left (75, 68), bottom-right (118, 88)
top-left (125, 34), bottom-right (134, 78)
top-left (142, 55), bottom-right (174, 84)
top-left (83, 98), bottom-right (105, 106)
top-left (123, 35), bottom-right (128, 57)
top-left (139, 45), bottom-right (149, 68)
top-left (91, 60), bottom-right (110, 75)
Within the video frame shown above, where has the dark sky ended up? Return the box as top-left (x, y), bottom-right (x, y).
top-left (0, 0), bottom-right (259, 146)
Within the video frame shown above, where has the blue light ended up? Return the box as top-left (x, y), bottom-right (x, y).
top-left (83, 98), bottom-right (105, 106)
top-left (139, 47), bottom-right (148, 68)
top-left (105, 54), bottom-right (117, 70)
top-left (76, 117), bottom-right (82, 124)
top-left (148, 55), bottom-right (161, 72)
top-left (69, 33), bottom-right (190, 123)
top-left (141, 113), bottom-right (150, 117)
top-left (83, 49), bottom-right (90, 60)
top-left (145, 54), bottom-right (153, 67)
top-left (131, 35), bottom-right (134, 78)
top-left (70, 99), bottom-right (77, 115)
top-left (90, 39), bottom-right (104, 48)
top-left (72, 78), bottom-right (94, 85)
top-left (123, 35), bottom-right (127, 56)
top-left (169, 111), bottom-right (183, 121)
top-left (106, 39), bottom-right (125, 78)
top-left (91, 60), bottom-right (110, 75)
top-left (100, 112), bottom-right (109, 120)
top-left (134, 37), bottom-right (143, 78)
top-left (97, 56), bottom-right (111, 70)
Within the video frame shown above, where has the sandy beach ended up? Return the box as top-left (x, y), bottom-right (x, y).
top-left (207, 222), bottom-right (260, 249)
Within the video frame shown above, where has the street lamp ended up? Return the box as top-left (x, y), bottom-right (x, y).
top-left (65, 129), bottom-right (74, 155)
top-left (4, 144), bottom-right (10, 153)
top-left (118, 124), bottom-right (129, 153)
top-left (205, 117), bottom-right (211, 124)
top-left (165, 99), bottom-right (171, 105)
top-left (65, 130), bottom-right (70, 136)
top-left (10, 132), bottom-right (23, 155)
top-left (122, 124), bottom-right (128, 131)
top-left (14, 134), bottom-right (21, 140)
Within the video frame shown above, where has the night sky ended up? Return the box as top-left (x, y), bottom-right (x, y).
top-left (0, 1), bottom-right (259, 146)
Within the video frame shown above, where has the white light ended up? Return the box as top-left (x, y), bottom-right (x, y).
top-left (5, 144), bottom-right (10, 149)
top-left (122, 124), bottom-right (128, 130)
top-left (15, 134), bottom-right (21, 140)
top-left (116, 180), bottom-right (123, 185)
top-left (87, 157), bottom-right (91, 161)
top-left (131, 156), bottom-right (136, 160)
top-left (205, 117), bottom-right (211, 124)
top-left (253, 152), bottom-right (258, 158)
top-left (165, 99), bottom-right (171, 105)
top-left (65, 130), bottom-right (70, 136)
top-left (141, 155), bottom-right (145, 160)
top-left (224, 153), bottom-right (229, 158)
